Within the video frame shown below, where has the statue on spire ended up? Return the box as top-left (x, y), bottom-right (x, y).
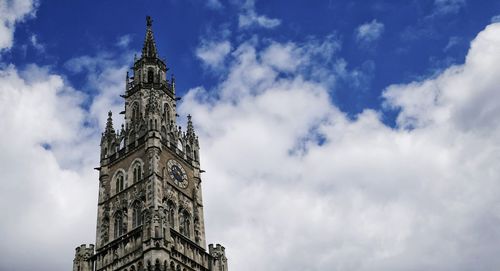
top-left (146, 15), bottom-right (152, 27)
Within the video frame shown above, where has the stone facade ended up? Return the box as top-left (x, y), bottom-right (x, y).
top-left (73, 16), bottom-right (228, 271)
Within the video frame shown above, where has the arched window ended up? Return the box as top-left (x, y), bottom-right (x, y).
top-left (131, 103), bottom-right (139, 122)
top-left (179, 210), bottom-right (190, 237)
top-left (115, 174), bottom-right (124, 194)
top-left (114, 213), bottom-right (124, 238)
top-left (148, 69), bottom-right (154, 83)
top-left (132, 202), bottom-right (142, 228)
top-left (133, 162), bottom-right (142, 183)
top-left (166, 201), bottom-right (175, 228)
top-left (163, 104), bottom-right (170, 123)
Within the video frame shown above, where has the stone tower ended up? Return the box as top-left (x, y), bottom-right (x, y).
top-left (73, 16), bottom-right (228, 271)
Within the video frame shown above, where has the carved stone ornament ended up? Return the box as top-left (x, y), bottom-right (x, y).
top-left (179, 199), bottom-right (192, 214)
top-left (164, 188), bottom-right (177, 203)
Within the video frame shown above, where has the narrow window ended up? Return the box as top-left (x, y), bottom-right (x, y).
top-left (148, 70), bottom-right (154, 83)
top-left (114, 214), bottom-right (123, 238)
top-left (167, 201), bottom-right (175, 228)
top-left (133, 203), bottom-right (142, 228)
top-left (179, 211), bottom-right (190, 237)
top-left (115, 174), bottom-right (124, 193)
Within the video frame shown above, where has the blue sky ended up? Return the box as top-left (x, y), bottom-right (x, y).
top-left (3, 1), bottom-right (500, 271)
top-left (8, 0), bottom-right (500, 118)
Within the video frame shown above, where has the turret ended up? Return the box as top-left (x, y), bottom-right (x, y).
top-left (73, 244), bottom-right (94, 271)
top-left (100, 111), bottom-right (117, 161)
top-left (183, 115), bottom-right (200, 162)
top-left (209, 244), bottom-right (228, 271)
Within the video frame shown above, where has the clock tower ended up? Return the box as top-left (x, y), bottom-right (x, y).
top-left (72, 16), bottom-right (228, 271)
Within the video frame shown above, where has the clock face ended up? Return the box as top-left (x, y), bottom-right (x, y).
top-left (167, 159), bottom-right (188, 188)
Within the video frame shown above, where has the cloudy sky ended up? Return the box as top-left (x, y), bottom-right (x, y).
top-left (2, 0), bottom-right (500, 270)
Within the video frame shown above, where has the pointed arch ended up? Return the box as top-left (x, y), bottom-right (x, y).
top-left (114, 211), bottom-right (124, 238)
top-left (163, 103), bottom-right (171, 124)
top-left (178, 208), bottom-right (191, 237)
top-left (166, 200), bottom-right (175, 228)
top-left (112, 169), bottom-right (126, 194)
top-left (148, 68), bottom-right (154, 83)
top-left (131, 102), bottom-right (140, 123)
top-left (132, 201), bottom-right (142, 228)
top-left (129, 158), bottom-right (144, 184)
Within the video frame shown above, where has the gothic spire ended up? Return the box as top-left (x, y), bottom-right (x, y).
top-left (142, 16), bottom-right (158, 58)
top-left (186, 114), bottom-right (196, 140)
top-left (104, 111), bottom-right (115, 136)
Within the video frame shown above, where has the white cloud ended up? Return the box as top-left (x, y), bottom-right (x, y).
top-left (206, 0), bottom-right (223, 10)
top-left (0, 64), bottom-right (98, 271)
top-left (0, 46), bottom-right (132, 270)
top-left (356, 19), bottom-right (384, 45)
top-left (116, 34), bottom-right (132, 48)
top-left (0, 0), bottom-right (38, 51)
top-left (178, 23), bottom-right (500, 271)
top-left (443, 36), bottom-right (461, 51)
top-left (238, 0), bottom-right (281, 29)
top-left (64, 51), bottom-right (132, 129)
top-left (433, 0), bottom-right (466, 15)
top-left (196, 40), bottom-right (231, 70)
top-left (491, 14), bottom-right (500, 23)
top-left (2, 4), bottom-right (500, 271)
top-left (29, 33), bottom-right (44, 53)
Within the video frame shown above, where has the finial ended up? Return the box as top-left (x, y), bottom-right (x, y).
top-left (105, 111), bottom-right (115, 135)
top-left (187, 114), bottom-right (195, 138)
top-left (146, 16), bottom-right (153, 27)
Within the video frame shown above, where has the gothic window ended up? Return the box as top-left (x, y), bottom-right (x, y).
top-left (115, 173), bottom-right (124, 194)
top-left (114, 213), bottom-right (124, 238)
top-left (132, 103), bottom-right (139, 122)
top-left (179, 210), bottom-right (190, 237)
top-left (161, 126), bottom-right (167, 139)
top-left (186, 145), bottom-right (192, 158)
top-left (132, 162), bottom-right (142, 183)
top-left (166, 201), bottom-right (175, 228)
top-left (163, 104), bottom-right (170, 123)
top-left (148, 69), bottom-right (154, 83)
top-left (132, 202), bottom-right (142, 228)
